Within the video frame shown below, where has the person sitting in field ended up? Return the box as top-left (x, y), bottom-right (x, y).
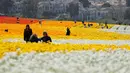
top-left (66, 27), bottom-right (71, 36)
top-left (88, 23), bottom-right (90, 28)
top-left (90, 24), bottom-right (93, 26)
top-left (29, 34), bottom-right (40, 43)
top-left (40, 31), bottom-right (52, 43)
top-left (83, 23), bottom-right (86, 28)
top-left (24, 25), bottom-right (32, 42)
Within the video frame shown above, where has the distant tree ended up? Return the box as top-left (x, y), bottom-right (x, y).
top-left (67, 2), bottom-right (79, 17)
top-left (0, 0), bottom-right (14, 15)
top-left (42, 12), bottom-right (57, 19)
top-left (79, 0), bottom-right (91, 8)
top-left (126, 0), bottom-right (130, 7)
top-left (102, 3), bottom-right (111, 7)
top-left (124, 8), bottom-right (130, 20)
top-left (22, 0), bottom-right (39, 18)
top-left (56, 13), bottom-right (71, 20)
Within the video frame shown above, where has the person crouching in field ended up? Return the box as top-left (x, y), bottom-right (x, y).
top-left (40, 31), bottom-right (52, 43)
top-left (24, 25), bottom-right (32, 42)
top-left (66, 27), bottom-right (71, 36)
top-left (29, 34), bottom-right (40, 43)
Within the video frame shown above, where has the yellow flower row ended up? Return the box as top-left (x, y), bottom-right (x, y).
top-left (0, 22), bottom-right (129, 40)
top-left (0, 42), bottom-right (130, 58)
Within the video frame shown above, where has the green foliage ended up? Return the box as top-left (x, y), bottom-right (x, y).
top-left (126, 0), bottom-right (130, 7)
top-left (0, 0), bottom-right (14, 15)
top-left (79, 0), bottom-right (91, 8)
top-left (56, 14), bottom-right (71, 20)
top-left (22, 0), bottom-right (38, 18)
top-left (124, 8), bottom-right (130, 20)
top-left (42, 12), bottom-right (57, 19)
top-left (67, 2), bottom-right (79, 17)
top-left (102, 3), bottom-right (111, 7)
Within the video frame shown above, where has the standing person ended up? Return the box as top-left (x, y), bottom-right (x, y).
top-left (40, 31), bottom-right (52, 43)
top-left (16, 17), bottom-right (20, 24)
top-left (82, 20), bottom-right (86, 28)
top-left (74, 20), bottom-right (77, 24)
top-left (84, 23), bottom-right (87, 28)
top-left (105, 21), bottom-right (107, 26)
top-left (66, 27), bottom-right (71, 36)
top-left (24, 25), bottom-right (32, 42)
top-left (105, 21), bottom-right (109, 29)
top-left (82, 20), bottom-right (84, 24)
top-left (39, 20), bottom-right (42, 27)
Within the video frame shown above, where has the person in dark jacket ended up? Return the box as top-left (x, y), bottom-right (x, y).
top-left (29, 34), bottom-right (40, 43)
top-left (40, 31), bottom-right (52, 43)
top-left (66, 27), bottom-right (71, 36)
top-left (82, 20), bottom-right (84, 24)
top-left (24, 25), bottom-right (32, 42)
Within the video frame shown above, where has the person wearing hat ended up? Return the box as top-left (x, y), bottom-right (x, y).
top-left (40, 31), bottom-right (52, 43)
top-left (24, 25), bottom-right (32, 42)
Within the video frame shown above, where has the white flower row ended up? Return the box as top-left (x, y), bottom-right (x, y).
top-left (2, 38), bottom-right (130, 45)
top-left (0, 50), bottom-right (130, 73)
top-left (103, 25), bottom-right (130, 34)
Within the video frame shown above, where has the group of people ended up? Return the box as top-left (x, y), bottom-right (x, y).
top-left (24, 25), bottom-right (52, 43)
top-left (24, 20), bottom-right (109, 43)
top-left (99, 21), bottom-right (109, 29)
top-left (82, 21), bottom-right (92, 28)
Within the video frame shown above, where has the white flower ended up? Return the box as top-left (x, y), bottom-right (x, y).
top-left (0, 50), bottom-right (130, 73)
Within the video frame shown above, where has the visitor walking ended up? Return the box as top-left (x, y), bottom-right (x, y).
top-left (24, 25), bottom-right (32, 42)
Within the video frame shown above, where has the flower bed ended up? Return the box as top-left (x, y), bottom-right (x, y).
top-left (0, 20), bottom-right (129, 73)
top-left (0, 42), bottom-right (130, 58)
top-left (0, 23), bottom-right (129, 40)
top-left (0, 50), bottom-right (130, 73)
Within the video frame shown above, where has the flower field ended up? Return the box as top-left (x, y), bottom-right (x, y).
top-left (0, 42), bottom-right (130, 58)
top-left (0, 20), bottom-right (130, 40)
top-left (1, 19), bottom-right (130, 73)
top-left (1, 50), bottom-right (130, 73)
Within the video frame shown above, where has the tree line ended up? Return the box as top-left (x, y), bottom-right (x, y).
top-left (0, 0), bottom-right (91, 18)
top-left (1, 0), bottom-right (130, 21)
